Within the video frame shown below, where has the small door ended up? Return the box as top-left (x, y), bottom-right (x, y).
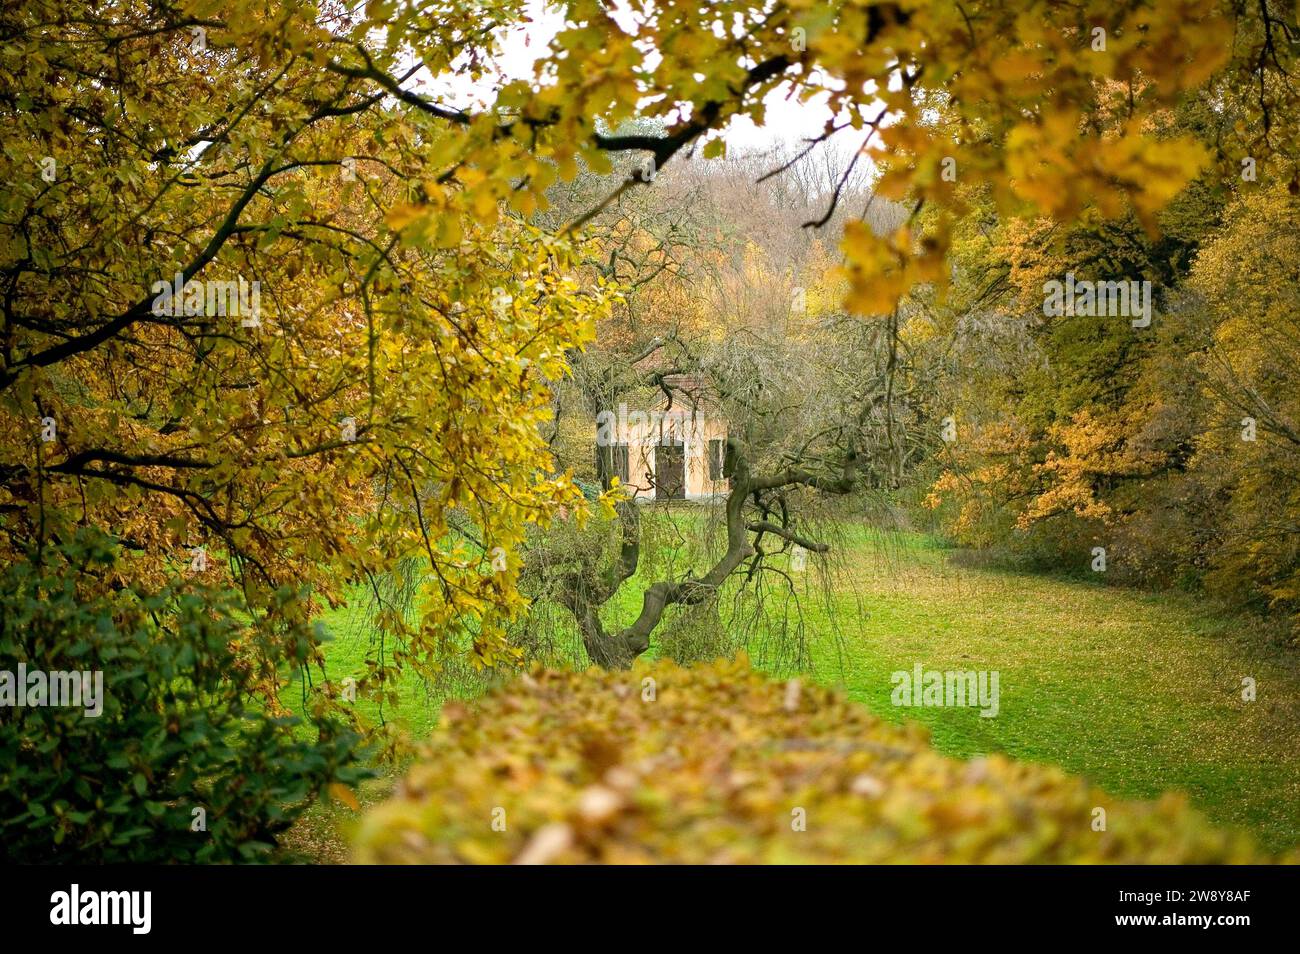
top-left (655, 441), bottom-right (686, 499)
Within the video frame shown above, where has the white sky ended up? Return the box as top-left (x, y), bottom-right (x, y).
top-left (422, 0), bottom-right (842, 152)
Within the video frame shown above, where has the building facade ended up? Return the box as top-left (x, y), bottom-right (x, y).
top-left (596, 402), bottom-right (729, 500)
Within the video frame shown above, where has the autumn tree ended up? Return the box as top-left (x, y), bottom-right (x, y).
top-left (1185, 185), bottom-right (1300, 626)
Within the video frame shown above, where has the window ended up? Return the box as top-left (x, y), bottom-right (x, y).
top-left (708, 439), bottom-right (725, 481)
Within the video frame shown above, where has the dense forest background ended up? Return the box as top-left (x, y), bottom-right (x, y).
top-left (546, 135), bottom-right (1300, 644)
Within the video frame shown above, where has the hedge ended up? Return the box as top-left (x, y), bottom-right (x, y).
top-left (354, 655), bottom-right (1283, 864)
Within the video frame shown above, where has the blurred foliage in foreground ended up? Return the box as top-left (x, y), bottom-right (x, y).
top-left (354, 656), bottom-right (1285, 864)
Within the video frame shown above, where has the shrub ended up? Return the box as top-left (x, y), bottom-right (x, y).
top-left (354, 655), bottom-right (1283, 864)
top-left (0, 531), bottom-right (368, 862)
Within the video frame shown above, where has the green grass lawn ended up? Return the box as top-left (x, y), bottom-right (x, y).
top-left (280, 520), bottom-right (1300, 861)
top-left (781, 531), bottom-right (1300, 852)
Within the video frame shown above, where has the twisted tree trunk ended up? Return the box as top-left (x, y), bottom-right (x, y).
top-left (563, 438), bottom-right (857, 668)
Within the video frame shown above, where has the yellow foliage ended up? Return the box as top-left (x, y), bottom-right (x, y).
top-left (354, 656), bottom-right (1280, 864)
top-left (1019, 411), bottom-right (1166, 529)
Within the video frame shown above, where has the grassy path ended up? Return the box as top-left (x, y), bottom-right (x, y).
top-left (780, 533), bottom-right (1300, 851)
top-left (282, 527), bottom-right (1300, 859)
